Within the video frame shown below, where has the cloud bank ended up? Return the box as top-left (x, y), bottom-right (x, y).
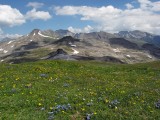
top-left (68, 25), bottom-right (93, 33)
top-left (27, 2), bottom-right (44, 9)
top-left (0, 5), bottom-right (25, 27)
top-left (55, 0), bottom-right (160, 34)
top-left (26, 8), bottom-right (52, 21)
top-left (0, 3), bottom-right (51, 39)
top-left (0, 4), bottom-right (52, 25)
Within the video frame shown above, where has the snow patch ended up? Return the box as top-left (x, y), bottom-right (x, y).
top-left (33, 32), bottom-right (35, 36)
top-left (113, 48), bottom-right (121, 52)
top-left (11, 45), bottom-right (14, 48)
top-left (0, 48), bottom-right (3, 51)
top-left (3, 50), bottom-right (8, 54)
top-left (147, 55), bottom-right (152, 58)
top-left (30, 39), bottom-right (33, 42)
top-left (72, 48), bottom-right (79, 54)
top-left (7, 41), bottom-right (13, 44)
top-left (126, 55), bottom-right (131, 58)
top-left (38, 31), bottom-right (52, 38)
top-left (1, 59), bottom-right (4, 62)
top-left (71, 44), bottom-right (76, 47)
top-left (69, 42), bottom-right (76, 47)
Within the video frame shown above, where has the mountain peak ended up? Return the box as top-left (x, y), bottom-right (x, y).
top-left (31, 29), bottom-right (40, 32)
top-left (29, 29), bottom-right (40, 36)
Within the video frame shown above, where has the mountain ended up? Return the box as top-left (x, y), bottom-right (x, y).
top-left (117, 30), bottom-right (160, 47)
top-left (55, 29), bottom-right (75, 37)
top-left (0, 29), bottom-right (160, 64)
top-left (1, 37), bottom-right (13, 42)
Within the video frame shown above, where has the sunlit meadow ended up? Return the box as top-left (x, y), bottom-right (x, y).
top-left (0, 60), bottom-right (160, 120)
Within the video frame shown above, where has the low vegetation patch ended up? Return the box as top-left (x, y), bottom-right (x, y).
top-left (0, 60), bottom-right (160, 119)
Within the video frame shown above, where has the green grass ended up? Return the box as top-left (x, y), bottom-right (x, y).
top-left (0, 60), bottom-right (160, 120)
top-left (25, 48), bottom-right (52, 59)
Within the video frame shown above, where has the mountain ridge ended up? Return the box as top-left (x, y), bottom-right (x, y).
top-left (0, 29), bottom-right (160, 64)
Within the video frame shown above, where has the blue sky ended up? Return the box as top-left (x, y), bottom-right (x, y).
top-left (0, 0), bottom-right (160, 39)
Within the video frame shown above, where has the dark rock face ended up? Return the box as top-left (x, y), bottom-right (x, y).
top-left (29, 29), bottom-right (40, 36)
top-left (109, 38), bottom-right (139, 49)
top-left (99, 56), bottom-right (124, 63)
top-left (152, 36), bottom-right (160, 47)
top-left (49, 49), bottom-right (67, 56)
top-left (15, 42), bottom-right (39, 51)
top-left (2, 51), bottom-right (30, 59)
top-left (142, 43), bottom-right (160, 58)
top-left (53, 36), bottom-right (80, 45)
top-left (48, 49), bottom-right (72, 60)
top-left (8, 58), bottom-right (38, 64)
top-left (48, 49), bottom-right (124, 63)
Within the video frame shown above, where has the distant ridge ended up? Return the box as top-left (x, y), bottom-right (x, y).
top-left (0, 29), bottom-right (160, 64)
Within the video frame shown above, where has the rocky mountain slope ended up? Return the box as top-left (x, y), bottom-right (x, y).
top-left (0, 29), bottom-right (160, 64)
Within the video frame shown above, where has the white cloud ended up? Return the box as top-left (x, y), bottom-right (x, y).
top-left (0, 4), bottom-right (52, 38)
top-left (68, 25), bottom-right (93, 33)
top-left (0, 33), bottom-right (22, 40)
top-left (5, 33), bottom-right (22, 38)
top-left (55, 0), bottom-right (160, 34)
top-left (0, 5), bottom-right (25, 27)
top-left (150, 1), bottom-right (160, 11)
top-left (26, 8), bottom-right (52, 21)
top-left (125, 3), bottom-right (134, 9)
top-left (27, 2), bottom-right (44, 9)
top-left (138, 0), bottom-right (160, 11)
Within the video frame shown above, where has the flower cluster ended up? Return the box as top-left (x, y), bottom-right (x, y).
top-left (155, 100), bottom-right (160, 109)
top-left (48, 104), bottom-right (72, 119)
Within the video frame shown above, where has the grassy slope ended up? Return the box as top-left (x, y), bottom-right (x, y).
top-left (0, 60), bottom-right (160, 120)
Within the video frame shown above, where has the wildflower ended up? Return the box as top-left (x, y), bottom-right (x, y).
top-left (86, 102), bottom-right (93, 106)
top-left (62, 110), bottom-right (65, 113)
top-left (105, 99), bottom-right (109, 103)
top-left (86, 113), bottom-right (93, 120)
top-left (98, 97), bottom-right (102, 101)
top-left (108, 99), bottom-right (120, 109)
top-left (48, 112), bottom-right (54, 114)
top-left (121, 91), bottom-right (125, 94)
top-left (48, 115), bottom-right (54, 120)
top-left (155, 100), bottom-right (160, 109)
top-left (13, 84), bottom-right (16, 88)
top-left (41, 107), bottom-right (45, 111)
top-left (40, 74), bottom-right (47, 77)
top-left (63, 83), bottom-right (69, 87)
top-left (94, 112), bottom-right (97, 115)
top-left (11, 88), bottom-right (16, 93)
top-left (25, 83), bottom-right (32, 88)
top-left (38, 103), bottom-right (42, 106)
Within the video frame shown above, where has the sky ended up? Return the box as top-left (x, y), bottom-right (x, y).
top-left (0, 0), bottom-right (160, 39)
